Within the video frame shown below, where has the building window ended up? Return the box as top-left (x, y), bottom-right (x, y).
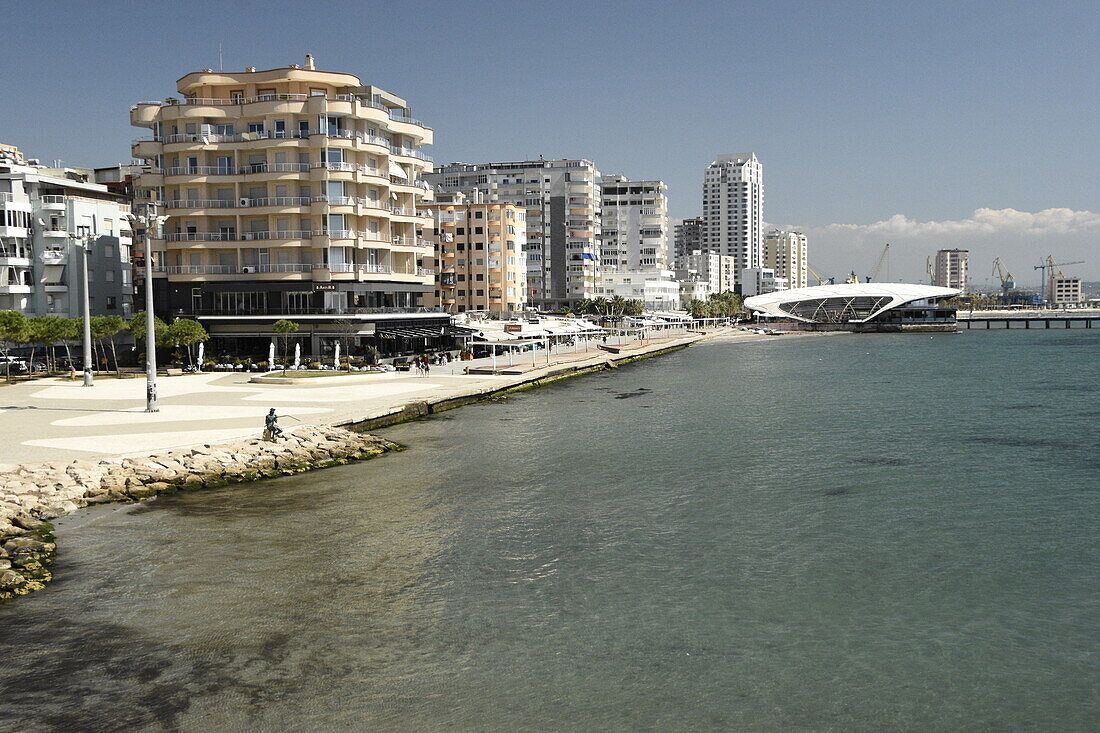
top-left (106, 296), bottom-right (117, 310)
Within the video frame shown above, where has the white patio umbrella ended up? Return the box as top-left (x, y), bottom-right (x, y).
top-left (293, 342), bottom-right (301, 370)
top-left (334, 342), bottom-right (341, 370)
top-left (197, 342), bottom-right (204, 371)
top-left (269, 341), bottom-right (276, 369)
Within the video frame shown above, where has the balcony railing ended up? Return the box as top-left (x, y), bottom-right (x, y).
top-left (164, 265), bottom-right (237, 274)
top-left (138, 93), bottom-right (431, 129)
top-left (39, 195), bottom-right (66, 204)
top-left (242, 230), bottom-right (313, 240)
top-left (246, 197), bottom-right (313, 207)
top-left (239, 162), bottom-right (311, 174)
top-left (324, 229), bottom-right (356, 239)
top-left (166, 199), bottom-right (233, 209)
top-left (165, 166), bottom-right (235, 176)
top-left (0, 193), bottom-right (13, 203)
top-left (138, 129), bottom-right (432, 160)
top-left (255, 263), bottom-right (313, 273)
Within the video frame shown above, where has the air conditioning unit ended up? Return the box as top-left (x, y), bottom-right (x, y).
top-left (238, 197), bottom-right (250, 207)
top-left (241, 266), bottom-right (256, 274)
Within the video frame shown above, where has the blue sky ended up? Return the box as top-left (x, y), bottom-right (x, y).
top-left (2, 0), bottom-right (1097, 283)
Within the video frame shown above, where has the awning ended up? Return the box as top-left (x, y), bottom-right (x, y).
top-left (388, 161), bottom-right (408, 180)
top-left (377, 325), bottom-right (448, 339)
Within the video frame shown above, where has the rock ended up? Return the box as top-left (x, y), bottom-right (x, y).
top-left (0, 568), bottom-right (26, 588)
top-left (3, 537), bottom-right (55, 556)
top-left (0, 559), bottom-right (9, 570)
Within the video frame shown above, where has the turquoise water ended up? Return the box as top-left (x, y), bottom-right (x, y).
top-left (1, 329), bottom-right (1098, 731)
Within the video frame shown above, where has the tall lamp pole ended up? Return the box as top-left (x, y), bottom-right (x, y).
top-left (76, 229), bottom-right (94, 387)
top-left (127, 203), bottom-right (165, 412)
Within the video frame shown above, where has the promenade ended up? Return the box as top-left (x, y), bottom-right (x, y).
top-left (0, 328), bottom-right (747, 465)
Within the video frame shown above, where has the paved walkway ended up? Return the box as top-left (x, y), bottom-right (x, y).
top-left (0, 329), bottom-right (746, 464)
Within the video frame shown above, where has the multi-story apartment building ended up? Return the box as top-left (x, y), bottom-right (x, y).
top-left (741, 267), bottom-right (787, 296)
top-left (424, 158), bottom-right (601, 310)
top-left (1, 145), bottom-right (134, 318)
top-left (1049, 275), bottom-right (1082, 307)
top-left (599, 175), bottom-right (669, 271)
top-left (702, 153), bottom-right (763, 287)
top-left (423, 191), bottom-right (526, 316)
top-left (129, 56), bottom-right (447, 355)
top-left (932, 248), bottom-right (969, 293)
top-left (763, 229), bottom-right (808, 289)
top-left (676, 250), bottom-right (737, 295)
top-left (597, 269), bottom-right (680, 311)
top-left (672, 216), bottom-right (704, 268)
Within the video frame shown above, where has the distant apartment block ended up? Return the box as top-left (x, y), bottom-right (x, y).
top-left (1049, 275), bottom-right (1082, 307)
top-left (129, 56), bottom-right (448, 354)
top-left (672, 216), bottom-right (704, 268)
top-left (597, 269), bottom-right (680, 311)
top-left (702, 153), bottom-right (763, 286)
top-left (932, 249), bottom-right (969, 293)
top-left (0, 145), bottom-right (134, 318)
top-left (763, 229), bottom-right (808, 289)
top-left (677, 250), bottom-right (736, 295)
top-left (424, 159), bottom-right (601, 310)
top-left (423, 192), bottom-right (526, 316)
top-left (741, 267), bottom-right (787, 296)
top-left (599, 175), bottom-right (669, 271)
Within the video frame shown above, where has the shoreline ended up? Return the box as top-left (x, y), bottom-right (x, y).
top-left (0, 326), bottom-right (758, 604)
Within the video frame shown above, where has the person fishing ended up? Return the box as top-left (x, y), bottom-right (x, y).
top-left (264, 408), bottom-right (283, 440)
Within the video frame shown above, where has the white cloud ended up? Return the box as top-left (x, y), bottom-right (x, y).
top-left (820, 208), bottom-right (1100, 238)
top-left (779, 208), bottom-right (1100, 284)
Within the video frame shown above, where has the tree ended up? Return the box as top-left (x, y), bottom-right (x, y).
top-left (272, 319), bottom-right (299, 375)
top-left (0, 310), bottom-right (27, 381)
top-left (27, 316), bottom-right (69, 373)
top-left (608, 295), bottom-right (628, 318)
top-left (623, 299), bottom-right (645, 317)
top-left (128, 311), bottom-right (169, 347)
top-left (166, 318), bottom-right (208, 367)
top-left (57, 317), bottom-right (81, 374)
top-left (91, 315), bottom-right (126, 374)
top-left (333, 318), bottom-right (359, 371)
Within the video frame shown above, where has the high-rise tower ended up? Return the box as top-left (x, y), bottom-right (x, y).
top-left (702, 153), bottom-right (763, 287)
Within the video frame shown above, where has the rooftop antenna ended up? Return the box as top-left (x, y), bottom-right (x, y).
top-left (219, 44), bottom-right (223, 71)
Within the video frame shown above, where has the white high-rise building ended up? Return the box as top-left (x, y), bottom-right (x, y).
top-left (763, 229), bottom-right (808, 289)
top-left (702, 153), bottom-right (763, 287)
top-left (933, 249), bottom-right (969, 293)
top-left (599, 175), bottom-right (668, 271)
top-left (424, 159), bottom-right (600, 310)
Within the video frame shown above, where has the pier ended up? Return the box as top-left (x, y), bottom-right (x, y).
top-left (958, 313), bottom-right (1100, 329)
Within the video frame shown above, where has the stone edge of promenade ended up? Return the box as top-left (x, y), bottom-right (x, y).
top-left (0, 425), bottom-right (398, 603)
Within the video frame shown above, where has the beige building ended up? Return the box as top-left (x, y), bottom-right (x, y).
top-left (423, 159), bottom-right (601, 310)
top-left (763, 229), bottom-right (808, 289)
top-left (423, 192), bottom-right (526, 315)
top-left (1049, 275), bottom-right (1082, 307)
top-left (129, 56), bottom-right (447, 354)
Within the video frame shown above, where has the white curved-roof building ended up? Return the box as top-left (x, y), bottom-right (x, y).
top-left (744, 283), bottom-right (960, 325)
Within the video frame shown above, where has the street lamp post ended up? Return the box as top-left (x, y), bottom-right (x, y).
top-left (79, 232), bottom-right (94, 387)
top-left (127, 203), bottom-right (165, 412)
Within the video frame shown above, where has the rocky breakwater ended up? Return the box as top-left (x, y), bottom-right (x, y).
top-left (0, 425), bottom-right (398, 603)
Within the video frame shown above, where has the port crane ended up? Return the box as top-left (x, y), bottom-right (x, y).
top-left (1034, 255), bottom-right (1084, 303)
top-left (806, 264), bottom-right (833, 286)
top-left (868, 243), bottom-right (890, 282)
top-left (844, 243), bottom-right (891, 284)
top-left (991, 258), bottom-right (1015, 292)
